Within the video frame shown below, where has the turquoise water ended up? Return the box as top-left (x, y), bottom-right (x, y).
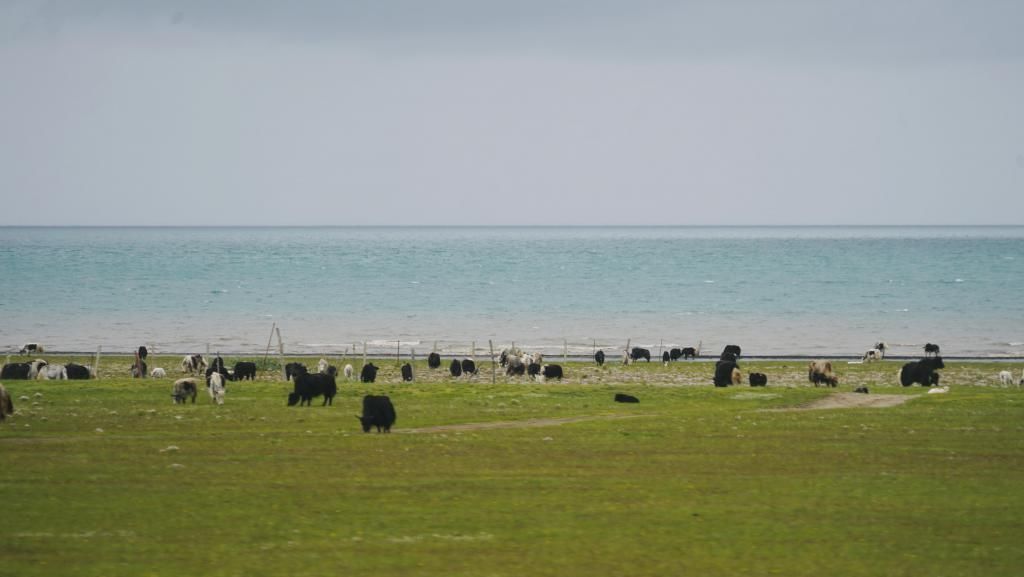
top-left (1, 226), bottom-right (1022, 357)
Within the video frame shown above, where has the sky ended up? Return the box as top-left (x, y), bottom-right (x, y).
top-left (1, 1), bottom-right (1022, 226)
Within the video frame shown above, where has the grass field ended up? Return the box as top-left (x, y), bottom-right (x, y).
top-left (3, 356), bottom-right (1024, 576)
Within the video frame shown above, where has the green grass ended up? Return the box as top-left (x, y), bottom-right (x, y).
top-left (3, 356), bottom-right (1024, 576)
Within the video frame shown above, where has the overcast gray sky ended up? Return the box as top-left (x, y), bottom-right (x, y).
top-left (1, 1), bottom-right (1022, 225)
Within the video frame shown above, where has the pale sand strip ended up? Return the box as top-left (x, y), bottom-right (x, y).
top-left (766, 392), bottom-right (920, 412)
top-left (398, 413), bottom-right (650, 434)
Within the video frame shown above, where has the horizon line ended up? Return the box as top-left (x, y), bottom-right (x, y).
top-left (2, 224), bottom-right (1022, 229)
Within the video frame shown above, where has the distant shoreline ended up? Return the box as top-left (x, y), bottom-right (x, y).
top-left (8, 351), bottom-right (1022, 362)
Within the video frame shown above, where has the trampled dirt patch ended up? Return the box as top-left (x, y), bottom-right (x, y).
top-left (770, 392), bottom-right (919, 412)
top-left (399, 413), bottom-right (649, 434)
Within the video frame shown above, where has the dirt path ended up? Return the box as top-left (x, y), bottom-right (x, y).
top-left (399, 413), bottom-right (650, 434)
top-left (770, 392), bottom-right (919, 412)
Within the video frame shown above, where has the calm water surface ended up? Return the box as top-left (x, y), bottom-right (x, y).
top-left (1, 226), bottom-right (1022, 357)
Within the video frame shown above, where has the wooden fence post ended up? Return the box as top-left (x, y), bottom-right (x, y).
top-left (489, 340), bottom-right (495, 385)
top-left (276, 327), bottom-right (285, 380)
top-left (263, 322), bottom-right (276, 365)
top-left (94, 346), bottom-right (102, 379)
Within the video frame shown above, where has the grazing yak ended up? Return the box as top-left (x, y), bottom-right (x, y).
top-left (285, 362), bottom-right (308, 381)
top-left (65, 363), bottom-right (93, 380)
top-left (999, 370), bottom-right (1014, 386)
top-left (722, 344), bottom-right (742, 359)
top-left (233, 362), bottom-right (257, 381)
top-left (209, 356), bottom-right (226, 374)
top-left (630, 348), bottom-right (651, 363)
top-left (924, 343), bottom-right (941, 356)
top-left (681, 347), bottom-right (698, 360)
top-left (461, 359), bottom-right (477, 376)
top-left (343, 364), bottom-right (354, 380)
top-left (2, 363), bottom-right (31, 380)
top-left (899, 357), bottom-right (945, 387)
top-left (749, 372), bottom-right (768, 387)
top-left (360, 363), bottom-right (379, 383)
top-left (427, 352), bottom-right (442, 369)
top-left (27, 360), bottom-right (47, 380)
top-left (205, 363), bottom-right (230, 386)
top-left (181, 354), bottom-right (207, 374)
top-left (540, 364), bottom-right (564, 381)
top-left (151, 367), bottom-right (167, 378)
top-left (614, 393), bottom-right (639, 403)
top-left (449, 359), bottom-right (463, 377)
top-left (208, 372), bottom-right (226, 405)
top-left (172, 378), bottom-right (198, 404)
top-left (506, 358), bottom-right (526, 376)
top-left (37, 364), bottom-right (68, 380)
top-left (527, 363), bottom-right (542, 378)
top-left (808, 360), bottom-right (838, 387)
top-left (853, 386), bottom-right (869, 394)
top-left (863, 348), bottom-right (884, 362)
top-left (595, 350), bottom-right (605, 366)
top-left (130, 359), bottom-right (147, 379)
top-left (662, 351), bottom-right (671, 364)
top-left (317, 358), bottom-right (329, 374)
top-left (138, 346), bottom-right (148, 360)
top-left (358, 395), bottom-right (396, 433)
top-left (714, 360), bottom-right (742, 387)
top-left (287, 372), bottom-right (336, 406)
top-left (401, 363), bottom-right (414, 382)
top-left (20, 343), bottom-right (43, 355)
top-left (669, 348), bottom-right (682, 361)
top-left (0, 384), bottom-right (13, 421)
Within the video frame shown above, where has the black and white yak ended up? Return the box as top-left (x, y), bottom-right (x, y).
top-left (208, 372), bottom-right (226, 405)
top-left (181, 354), bottom-right (207, 375)
top-left (19, 343), bottom-right (43, 355)
top-left (172, 378), bottom-right (198, 404)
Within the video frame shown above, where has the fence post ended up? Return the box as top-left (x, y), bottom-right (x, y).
top-left (563, 339), bottom-right (568, 363)
top-left (489, 340), bottom-right (495, 385)
top-left (94, 346), bottom-right (102, 379)
top-left (263, 322), bottom-right (276, 365)
top-left (276, 327), bottom-right (285, 380)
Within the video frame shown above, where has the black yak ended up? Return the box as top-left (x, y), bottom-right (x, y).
top-left (358, 395), bottom-right (396, 433)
